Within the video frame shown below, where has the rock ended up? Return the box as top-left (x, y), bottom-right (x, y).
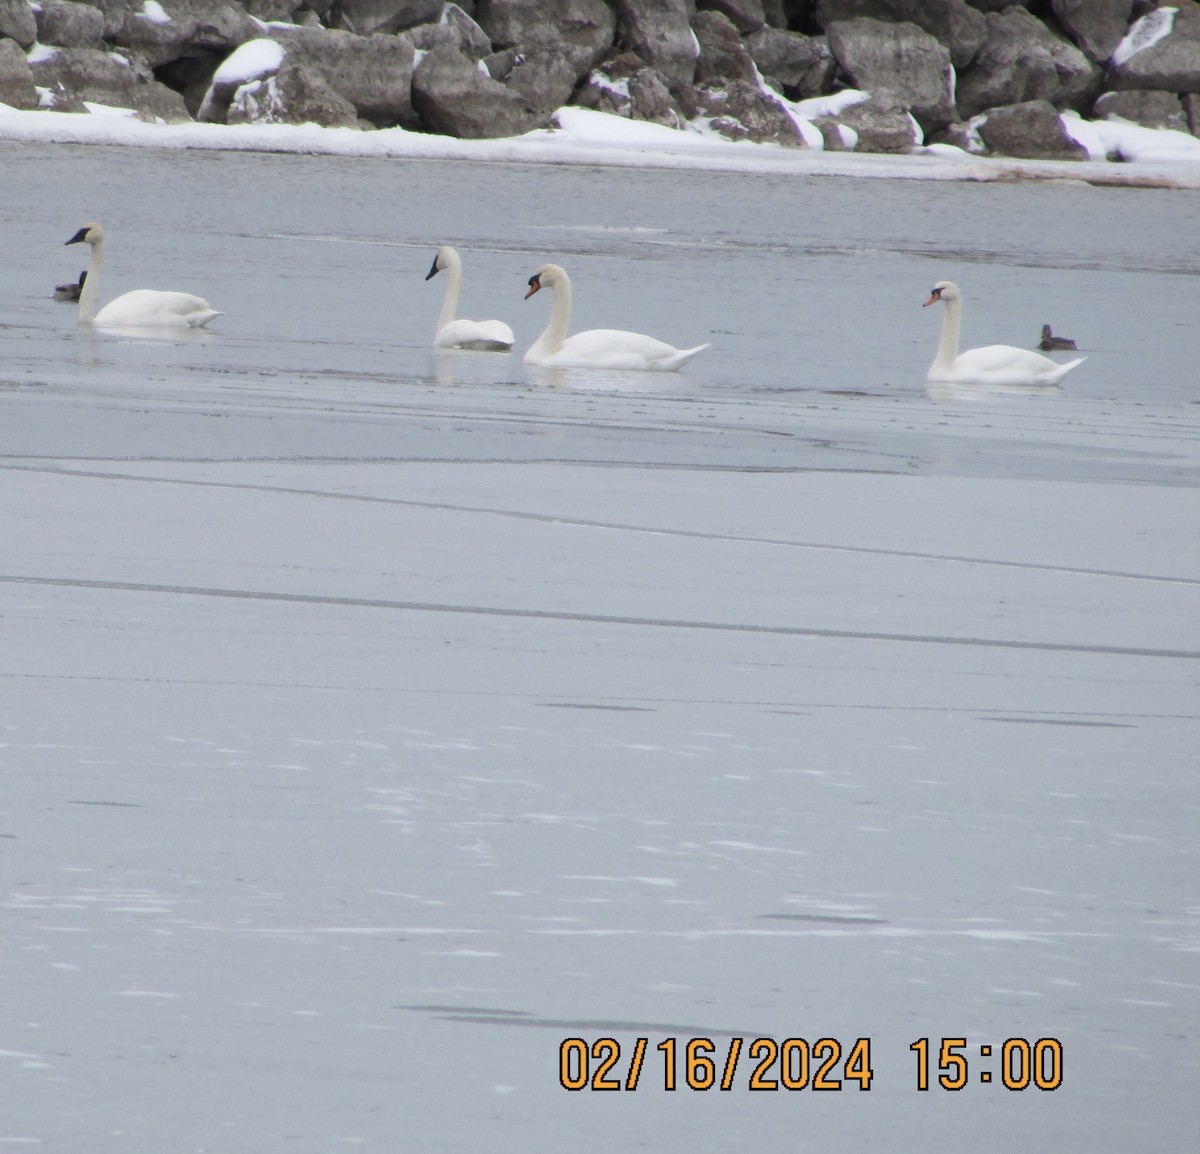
top-left (35, 1), bottom-right (107, 49)
top-left (89, 0), bottom-right (138, 39)
top-left (955, 6), bottom-right (1099, 120)
top-left (825, 17), bottom-right (955, 130)
top-left (442, 4), bottom-right (493, 61)
top-left (226, 59), bottom-right (361, 126)
top-left (815, 0), bottom-right (987, 68)
top-left (608, 0), bottom-right (698, 89)
top-left (28, 45), bottom-right (192, 120)
top-left (679, 76), bottom-right (806, 144)
top-left (926, 118), bottom-right (985, 152)
top-left (761, 0), bottom-right (790, 28)
top-left (575, 51), bottom-right (684, 126)
top-left (0, 0), bottom-right (38, 49)
top-left (1110, 7), bottom-right (1200, 93)
top-left (241, 0), bottom-right (304, 19)
top-left (268, 24), bottom-right (416, 124)
top-left (505, 49), bottom-right (581, 116)
top-left (1185, 91), bottom-right (1200, 135)
top-left (406, 9), bottom-right (493, 62)
top-left (693, 8), bottom-right (759, 86)
top-left (974, 97), bottom-right (1088, 158)
top-left (1051, 0), bottom-right (1134, 63)
top-left (475, 0), bottom-right (615, 68)
top-left (481, 47), bottom-right (518, 80)
top-left (819, 88), bottom-right (920, 151)
top-left (411, 42), bottom-right (539, 136)
top-left (110, 0), bottom-right (261, 70)
top-left (745, 27), bottom-right (837, 99)
top-left (0, 36), bottom-right (38, 109)
top-left (697, 0), bottom-right (768, 35)
top-left (336, 0), bottom-right (444, 35)
top-left (1093, 88), bottom-right (1188, 131)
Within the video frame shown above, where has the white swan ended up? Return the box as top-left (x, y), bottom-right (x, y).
top-left (65, 222), bottom-right (221, 328)
top-left (523, 263), bottom-right (709, 371)
top-left (425, 246), bottom-right (514, 351)
top-left (923, 281), bottom-right (1084, 386)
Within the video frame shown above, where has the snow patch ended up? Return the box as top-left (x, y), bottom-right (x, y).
top-left (1111, 7), bottom-right (1176, 67)
top-left (138, 0), bottom-right (171, 24)
top-left (211, 38), bottom-right (285, 86)
top-left (26, 44), bottom-right (59, 65)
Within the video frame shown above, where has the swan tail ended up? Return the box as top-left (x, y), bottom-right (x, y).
top-left (655, 342), bottom-right (710, 371)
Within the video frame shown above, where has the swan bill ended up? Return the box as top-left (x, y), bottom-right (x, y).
top-left (525, 274), bottom-right (542, 300)
top-left (425, 255), bottom-right (440, 281)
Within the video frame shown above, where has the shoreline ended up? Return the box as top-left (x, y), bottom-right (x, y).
top-left (4, 105), bottom-right (1200, 192)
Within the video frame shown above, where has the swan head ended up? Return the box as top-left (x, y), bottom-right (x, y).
top-left (525, 263), bottom-right (566, 300)
top-left (66, 222), bottom-right (105, 247)
top-left (923, 280), bottom-right (959, 308)
top-left (425, 245), bottom-right (460, 281)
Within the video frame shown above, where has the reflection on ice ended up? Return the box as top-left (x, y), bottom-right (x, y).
top-left (85, 323), bottom-right (215, 344)
top-left (523, 364), bottom-right (675, 392)
top-left (926, 379), bottom-right (1064, 402)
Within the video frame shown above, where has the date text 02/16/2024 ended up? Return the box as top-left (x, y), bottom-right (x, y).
top-left (559, 1037), bottom-right (1064, 1092)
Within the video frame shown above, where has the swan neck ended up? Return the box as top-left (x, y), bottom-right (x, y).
top-left (933, 292), bottom-right (960, 373)
top-left (534, 274), bottom-right (572, 356)
top-left (435, 257), bottom-right (461, 336)
top-left (78, 236), bottom-right (102, 324)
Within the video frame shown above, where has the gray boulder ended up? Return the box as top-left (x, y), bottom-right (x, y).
top-left (678, 76), bottom-right (805, 144)
top-left (974, 97), bottom-right (1088, 159)
top-left (88, 0), bottom-right (138, 39)
top-left (0, 0), bottom-right (38, 49)
top-left (35, 1), bottom-right (107, 49)
top-left (337, 0), bottom-right (444, 34)
top-left (1093, 88), bottom-right (1189, 132)
top-left (226, 59), bottom-right (361, 126)
top-left (955, 6), bottom-right (1099, 120)
top-left (815, 0), bottom-right (987, 68)
top-left (825, 17), bottom-right (955, 130)
top-left (692, 8), bottom-right (758, 86)
top-left (475, 0), bottom-right (615, 68)
top-left (818, 88), bottom-right (920, 151)
top-left (430, 4), bottom-right (493, 61)
top-left (926, 118), bottom-right (985, 152)
top-left (405, 7), bottom-right (493, 63)
top-left (411, 43), bottom-right (539, 136)
top-left (746, 27), bottom-right (837, 99)
top-left (241, 0), bottom-right (304, 19)
top-left (575, 52), bottom-right (684, 126)
top-left (1110, 7), bottom-right (1200, 93)
top-left (505, 48), bottom-right (581, 116)
top-left (697, 0), bottom-right (767, 35)
top-left (0, 37), bottom-right (37, 109)
top-left (1051, 0), bottom-right (1134, 64)
top-left (608, 0), bottom-right (698, 89)
top-left (1186, 91), bottom-right (1200, 135)
top-left (110, 0), bottom-right (260, 69)
top-left (268, 25), bottom-right (416, 124)
top-left (28, 46), bottom-right (192, 121)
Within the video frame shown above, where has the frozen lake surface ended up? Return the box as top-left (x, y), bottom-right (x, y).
top-left (1, 144), bottom-right (1198, 1151)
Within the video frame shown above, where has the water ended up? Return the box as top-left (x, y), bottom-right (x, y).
top-left (0, 143), bottom-right (1197, 1152)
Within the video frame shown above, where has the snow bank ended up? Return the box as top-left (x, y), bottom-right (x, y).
top-left (0, 100), bottom-right (1198, 190)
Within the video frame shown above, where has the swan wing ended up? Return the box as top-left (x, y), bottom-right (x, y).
top-left (435, 318), bottom-right (515, 351)
top-left (534, 329), bottom-right (708, 371)
top-left (94, 289), bottom-right (221, 329)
